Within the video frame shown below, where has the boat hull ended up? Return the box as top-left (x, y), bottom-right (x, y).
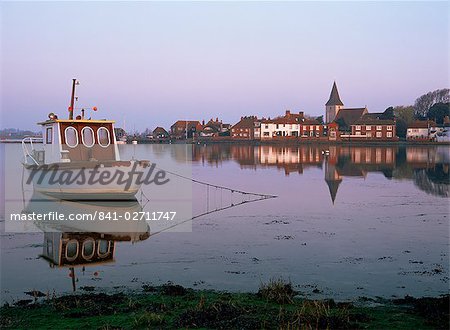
top-left (23, 160), bottom-right (150, 201)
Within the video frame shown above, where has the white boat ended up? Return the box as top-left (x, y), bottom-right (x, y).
top-left (22, 79), bottom-right (150, 200)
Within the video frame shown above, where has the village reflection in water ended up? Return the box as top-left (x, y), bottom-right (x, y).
top-left (189, 144), bottom-right (449, 200)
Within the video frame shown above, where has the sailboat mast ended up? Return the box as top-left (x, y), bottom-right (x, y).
top-left (69, 78), bottom-right (77, 120)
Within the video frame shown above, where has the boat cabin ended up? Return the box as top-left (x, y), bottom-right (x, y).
top-left (37, 118), bottom-right (120, 164)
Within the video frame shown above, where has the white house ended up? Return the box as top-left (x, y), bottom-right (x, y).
top-left (407, 121), bottom-right (435, 140)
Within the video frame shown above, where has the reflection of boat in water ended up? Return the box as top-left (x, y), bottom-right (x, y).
top-left (21, 79), bottom-right (150, 200)
top-left (24, 192), bottom-right (150, 243)
top-left (23, 192), bottom-right (151, 291)
top-left (23, 192), bottom-right (150, 267)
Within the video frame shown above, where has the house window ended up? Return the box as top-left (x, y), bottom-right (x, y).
top-left (376, 126), bottom-right (382, 130)
top-left (316, 125), bottom-right (320, 130)
top-left (367, 132), bottom-right (372, 137)
top-left (387, 126), bottom-right (392, 130)
top-left (356, 131), bottom-right (361, 135)
top-left (356, 125), bottom-right (361, 130)
top-left (387, 132), bottom-right (392, 138)
top-left (81, 127), bottom-right (95, 147)
top-left (46, 127), bottom-right (53, 144)
top-left (366, 125), bottom-right (371, 130)
top-left (232, 129), bottom-right (235, 132)
top-left (64, 127), bottom-right (78, 148)
top-left (376, 132), bottom-right (382, 137)
top-left (97, 127), bottom-right (111, 147)
top-left (265, 124), bottom-right (268, 129)
top-left (263, 132), bottom-right (269, 136)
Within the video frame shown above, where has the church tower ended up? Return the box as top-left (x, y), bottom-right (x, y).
top-left (325, 81), bottom-right (344, 123)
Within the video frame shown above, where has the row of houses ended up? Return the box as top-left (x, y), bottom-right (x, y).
top-left (142, 82), bottom-right (448, 142)
top-left (231, 82), bottom-right (397, 141)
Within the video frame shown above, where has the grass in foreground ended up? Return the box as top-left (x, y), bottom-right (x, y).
top-left (1, 281), bottom-right (448, 329)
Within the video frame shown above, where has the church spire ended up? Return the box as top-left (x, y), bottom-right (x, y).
top-left (326, 81), bottom-right (344, 106)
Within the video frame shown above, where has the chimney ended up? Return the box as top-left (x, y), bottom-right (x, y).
top-left (285, 110), bottom-right (291, 116)
top-left (202, 120), bottom-right (205, 125)
top-left (299, 111), bottom-right (304, 117)
top-left (216, 117), bottom-right (218, 122)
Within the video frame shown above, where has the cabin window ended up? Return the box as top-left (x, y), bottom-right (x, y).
top-left (64, 127), bottom-right (78, 148)
top-left (65, 240), bottom-right (79, 261)
top-left (97, 127), bottom-right (110, 147)
top-left (82, 239), bottom-right (95, 260)
top-left (46, 127), bottom-right (53, 144)
top-left (97, 240), bottom-right (111, 258)
top-left (81, 127), bottom-right (95, 147)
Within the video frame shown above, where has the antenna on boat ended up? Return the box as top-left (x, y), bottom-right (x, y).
top-left (68, 78), bottom-right (79, 120)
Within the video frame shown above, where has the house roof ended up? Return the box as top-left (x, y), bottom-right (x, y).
top-left (232, 116), bottom-right (257, 129)
top-left (408, 120), bottom-right (435, 129)
top-left (153, 127), bottom-right (168, 134)
top-left (171, 120), bottom-right (202, 129)
top-left (302, 119), bottom-right (321, 125)
top-left (325, 82), bottom-right (344, 106)
top-left (353, 114), bottom-right (395, 125)
top-left (334, 108), bottom-right (367, 126)
top-left (262, 111), bottom-right (305, 125)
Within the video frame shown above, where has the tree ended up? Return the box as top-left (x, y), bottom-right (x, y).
top-left (315, 115), bottom-right (324, 124)
top-left (427, 102), bottom-right (450, 124)
top-left (395, 118), bottom-right (408, 138)
top-left (414, 88), bottom-right (449, 118)
top-left (394, 106), bottom-right (415, 124)
top-left (380, 107), bottom-right (395, 120)
top-left (335, 117), bottom-right (348, 132)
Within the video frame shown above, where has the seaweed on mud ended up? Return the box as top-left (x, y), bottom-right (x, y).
top-left (393, 294), bottom-right (450, 328)
top-left (174, 300), bottom-right (260, 329)
top-left (161, 282), bottom-right (188, 296)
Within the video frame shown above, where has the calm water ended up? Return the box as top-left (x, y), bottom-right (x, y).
top-left (1, 143), bottom-right (449, 303)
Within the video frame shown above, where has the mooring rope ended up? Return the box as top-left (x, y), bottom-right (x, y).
top-left (152, 163), bottom-right (277, 199)
top-left (143, 162), bottom-right (277, 236)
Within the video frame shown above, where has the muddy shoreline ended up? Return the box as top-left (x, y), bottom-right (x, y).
top-left (1, 282), bottom-right (448, 329)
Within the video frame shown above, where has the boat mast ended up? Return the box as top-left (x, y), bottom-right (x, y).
top-left (69, 78), bottom-right (77, 120)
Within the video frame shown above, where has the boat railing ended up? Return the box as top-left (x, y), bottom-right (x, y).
top-left (22, 137), bottom-right (43, 165)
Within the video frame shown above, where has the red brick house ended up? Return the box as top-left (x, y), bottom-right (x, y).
top-left (300, 119), bottom-right (323, 137)
top-left (350, 114), bottom-right (397, 140)
top-left (231, 116), bottom-right (258, 139)
top-left (170, 120), bottom-right (203, 139)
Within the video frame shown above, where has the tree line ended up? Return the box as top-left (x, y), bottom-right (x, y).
top-left (387, 88), bottom-right (449, 138)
